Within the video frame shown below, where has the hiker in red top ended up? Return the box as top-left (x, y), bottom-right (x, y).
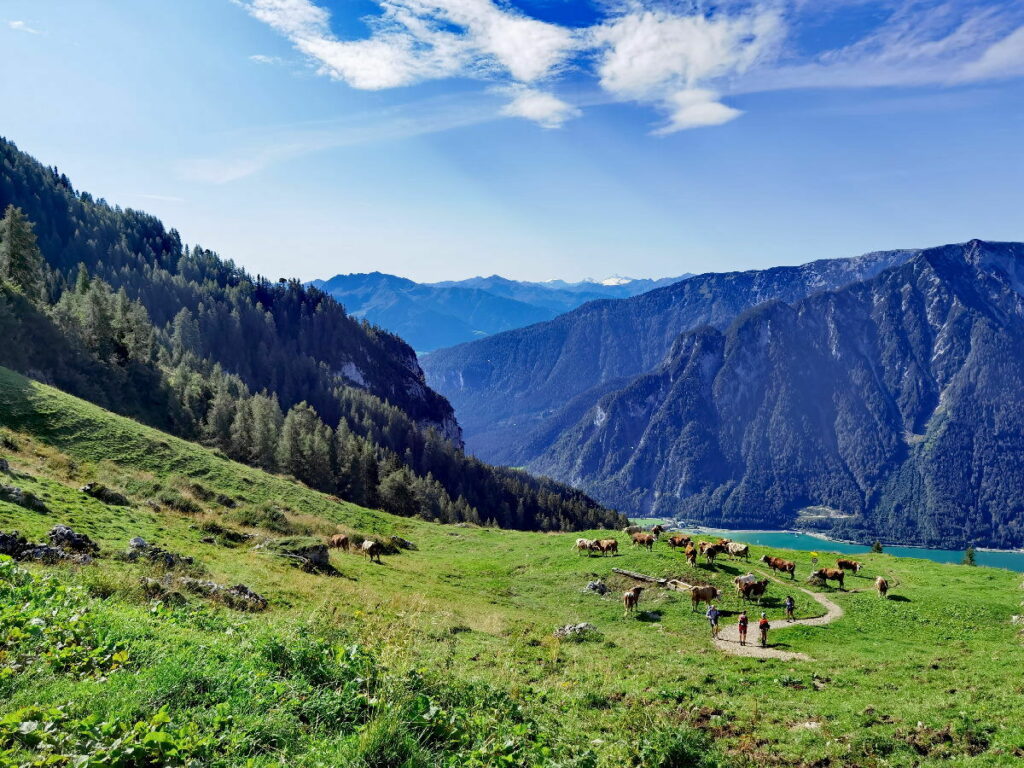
top-left (758, 612), bottom-right (770, 647)
top-left (737, 610), bottom-right (749, 645)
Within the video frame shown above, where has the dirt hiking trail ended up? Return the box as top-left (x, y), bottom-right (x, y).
top-left (712, 579), bottom-right (844, 661)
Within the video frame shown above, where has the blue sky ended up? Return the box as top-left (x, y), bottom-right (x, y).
top-left (2, 0), bottom-right (1023, 282)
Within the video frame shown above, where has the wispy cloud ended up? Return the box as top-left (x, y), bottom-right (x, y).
top-left (179, 92), bottom-right (504, 183)
top-left (7, 20), bottom-right (41, 34)
top-left (249, 53), bottom-right (284, 64)
top-left (230, 0), bottom-right (1024, 143)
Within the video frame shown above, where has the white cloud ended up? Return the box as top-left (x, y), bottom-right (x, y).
top-left (499, 86), bottom-right (581, 128)
top-left (7, 20), bottom-right (41, 34)
top-left (249, 53), bottom-right (283, 64)
top-left (590, 8), bottom-right (783, 99)
top-left (231, 0), bottom-right (1024, 142)
top-left (652, 89), bottom-right (742, 134)
top-left (957, 25), bottom-right (1024, 82)
top-left (589, 7), bottom-right (780, 133)
top-left (238, 0), bottom-right (577, 98)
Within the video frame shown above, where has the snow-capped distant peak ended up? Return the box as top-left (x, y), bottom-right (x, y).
top-left (599, 275), bottom-right (634, 286)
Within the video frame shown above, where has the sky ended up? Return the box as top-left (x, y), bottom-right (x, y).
top-left (1, 0), bottom-right (1023, 283)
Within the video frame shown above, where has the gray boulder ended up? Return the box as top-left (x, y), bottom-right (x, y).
top-left (48, 525), bottom-right (99, 554)
top-left (553, 622), bottom-right (598, 639)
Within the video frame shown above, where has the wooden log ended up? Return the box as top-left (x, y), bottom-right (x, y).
top-left (612, 568), bottom-right (667, 585)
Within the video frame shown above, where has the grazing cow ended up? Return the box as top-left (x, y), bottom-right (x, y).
top-left (666, 534), bottom-right (691, 549)
top-left (685, 543), bottom-right (697, 567)
top-left (650, 525), bottom-right (665, 538)
top-left (623, 525), bottom-right (642, 535)
top-left (623, 586), bottom-right (644, 615)
top-left (739, 579), bottom-right (770, 604)
top-left (699, 542), bottom-right (726, 564)
top-left (734, 572), bottom-right (758, 589)
top-left (811, 568), bottom-right (845, 589)
top-left (596, 539), bottom-right (618, 556)
top-left (328, 534), bottom-right (350, 550)
top-left (689, 585), bottom-right (720, 611)
top-left (837, 559), bottom-right (863, 573)
top-left (575, 538), bottom-right (595, 555)
top-left (875, 576), bottom-right (889, 598)
top-left (716, 538), bottom-right (733, 547)
top-left (725, 542), bottom-right (750, 561)
top-left (360, 539), bottom-right (383, 563)
top-left (760, 555), bottom-right (796, 579)
top-left (631, 533), bottom-right (656, 551)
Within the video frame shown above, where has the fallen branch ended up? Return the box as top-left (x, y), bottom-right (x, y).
top-left (612, 568), bottom-right (667, 585)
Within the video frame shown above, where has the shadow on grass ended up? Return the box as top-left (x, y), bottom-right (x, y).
top-left (887, 594), bottom-right (911, 602)
top-left (636, 610), bottom-right (662, 622)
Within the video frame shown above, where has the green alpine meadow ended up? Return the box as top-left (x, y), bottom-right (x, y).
top-left (4, 1), bottom-right (1024, 763)
top-left (1, 367), bottom-right (1023, 766)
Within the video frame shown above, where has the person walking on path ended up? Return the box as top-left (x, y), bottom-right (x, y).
top-left (737, 610), bottom-right (748, 645)
top-left (758, 612), bottom-right (771, 647)
top-left (706, 604), bottom-right (721, 639)
top-left (784, 595), bottom-right (795, 622)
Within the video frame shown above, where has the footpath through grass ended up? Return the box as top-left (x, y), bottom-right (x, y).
top-left (1, 366), bottom-right (1024, 766)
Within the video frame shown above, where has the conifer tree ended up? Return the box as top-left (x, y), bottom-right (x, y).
top-left (0, 205), bottom-right (45, 303)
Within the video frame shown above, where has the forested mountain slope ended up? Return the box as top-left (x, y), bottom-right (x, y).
top-left (532, 240), bottom-right (1024, 549)
top-left (423, 248), bottom-right (915, 463)
top-left (0, 138), bottom-right (454, 436)
top-left (0, 137), bottom-right (623, 532)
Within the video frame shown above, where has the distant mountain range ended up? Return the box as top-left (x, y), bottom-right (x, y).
top-left (309, 272), bottom-right (691, 351)
top-left (422, 248), bottom-right (912, 462)
top-left (425, 240), bottom-right (1024, 549)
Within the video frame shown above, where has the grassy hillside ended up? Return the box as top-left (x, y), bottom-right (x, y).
top-left (2, 367), bottom-right (1024, 766)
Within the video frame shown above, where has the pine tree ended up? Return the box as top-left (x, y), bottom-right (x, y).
top-left (871, 540), bottom-right (883, 553)
top-left (0, 205), bottom-right (45, 303)
top-left (962, 546), bottom-right (976, 566)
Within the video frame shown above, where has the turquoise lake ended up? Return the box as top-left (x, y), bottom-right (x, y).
top-left (672, 527), bottom-right (1024, 573)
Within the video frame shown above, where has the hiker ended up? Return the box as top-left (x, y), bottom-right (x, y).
top-left (706, 604), bottom-right (721, 638)
top-left (758, 612), bottom-right (770, 647)
top-left (737, 610), bottom-right (748, 645)
top-left (784, 595), bottom-right (795, 622)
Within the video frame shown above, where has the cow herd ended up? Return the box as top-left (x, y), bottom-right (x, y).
top-left (579, 525), bottom-right (896, 617)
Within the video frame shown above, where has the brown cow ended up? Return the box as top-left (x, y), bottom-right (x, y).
top-left (837, 558), bottom-right (863, 573)
top-left (875, 576), bottom-right (889, 598)
top-left (328, 534), bottom-right (350, 550)
top-left (689, 585), bottom-right (719, 611)
top-left (623, 525), bottom-right (642, 535)
top-left (574, 538), bottom-right (595, 555)
top-left (685, 543), bottom-right (697, 567)
top-left (760, 554), bottom-right (796, 579)
top-left (699, 541), bottom-right (725, 564)
top-left (811, 568), bottom-right (845, 589)
top-left (631, 533), bottom-right (656, 551)
top-left (623, 586), bottom-right (644, 615)
top-left (739, 578), bottom-right (770, 604)
top-left (716, 538), bottom-right (733, 546)
top-left (666, 534), bottom-right (691, 549)
top-left (360, 539), bottom-right (383, 563)
top-left (596, 538), bottom-right (618, 556)
top-left (650, 525), bottom-right (665, 537)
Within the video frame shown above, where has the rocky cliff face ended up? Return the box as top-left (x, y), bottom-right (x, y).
top-left (530, 241), bottom-right (1024, 549)
top-left (423, 248), bottom-right (917, 463)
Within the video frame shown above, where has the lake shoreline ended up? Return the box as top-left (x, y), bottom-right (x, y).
top-left (627, 521), bottom-right (1024, 572)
